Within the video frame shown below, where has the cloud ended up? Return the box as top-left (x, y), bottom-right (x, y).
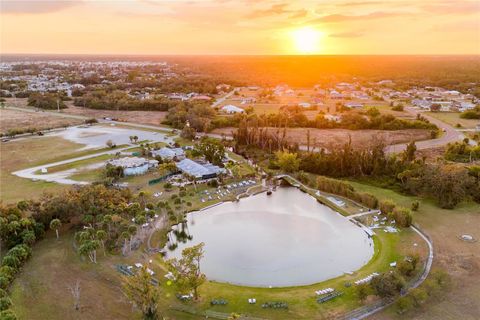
top-left (247, 3), bottom-right (290, 18)
top-left (289, 9), bottom-right (308, 19)
top-left (329, 31), bottom-right (364, 38)
top-left (0, 0), bottom-right (82, 14)
top-left (338, 1), bottom-right (385, 6)
top-left (422, 1), bottom-right (480, 15)
top-left (309, 11), bottom-right (410, 23)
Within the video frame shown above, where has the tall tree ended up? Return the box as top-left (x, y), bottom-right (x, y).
top-left (122, 266), bottom-right (161, 320)
top-left (166, 243), bottom-right (206, 300)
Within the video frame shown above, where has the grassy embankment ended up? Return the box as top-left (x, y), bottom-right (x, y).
top-left (347, 180), bottom-right (480, 320)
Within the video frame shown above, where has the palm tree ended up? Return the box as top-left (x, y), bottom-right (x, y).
top-left (50, 218), bottom-right (62, 239)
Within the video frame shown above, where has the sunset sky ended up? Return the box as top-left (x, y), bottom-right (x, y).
top-left (1, 0), bottom-right (479, 55)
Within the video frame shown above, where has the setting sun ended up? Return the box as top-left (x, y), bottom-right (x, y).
top-left (292, 27), bottom-right (322, 54)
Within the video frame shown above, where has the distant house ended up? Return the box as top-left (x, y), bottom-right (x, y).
top-left (324, 114), bottom-right (341, 122)
top-left (191, 95), bottom-right (212, 101)
top-left (344, 102), bottom-right (364, 109)
top-left (107, 157), bottom-right (158, 176)
top-left (221, 104), bottom-right (245, 114)
top-left (329, 90), bottom-right (344, 99)
top-left (176, 159), bottom-right (226, 179)
top-left (151, 147), bottom-right (185, 161)
top-left (336, 82), bottom-right (355, 91)
top-left (298, 102), bottom-right (311, 108)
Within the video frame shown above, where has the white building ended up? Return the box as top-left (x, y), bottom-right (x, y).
top-left (221, 104), bottom-right (245, 114)
top-left (107, 157), bottom-right (158, 176)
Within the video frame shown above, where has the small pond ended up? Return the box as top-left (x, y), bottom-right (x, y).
top-left (164, 186), bottom-right (374, 287)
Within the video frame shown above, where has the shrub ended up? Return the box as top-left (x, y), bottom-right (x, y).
top-left (411, 201), bottom-right (419, 211)
top-left (0, 296), bottom-right (12, 311)
top-left (392, 207), bottom-right (413, 227)
top-left (395, 296), bottom-right (414, 314)
top-left (0, 309), bottom-right (17, 320)
top-left (379, 199), bottom-right (396, 215)
top-left (371, 271), bottom-right (405, 298)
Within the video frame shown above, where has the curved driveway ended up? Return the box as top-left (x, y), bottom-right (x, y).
top-left (385, 107), bottom-right (465, 154)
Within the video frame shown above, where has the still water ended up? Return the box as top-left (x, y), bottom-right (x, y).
top-left (164, 187), bottom-right (374, 287)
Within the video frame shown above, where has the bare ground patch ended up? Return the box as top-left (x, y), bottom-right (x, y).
top-left (0, 108), bottom-right (82, 134)
top-left (64, 105), bottom-right (167, 127)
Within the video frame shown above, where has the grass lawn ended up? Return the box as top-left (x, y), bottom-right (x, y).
top-left (0, 136), bottom-right (86, 203)
top-left (426, 112), bottom-right (480, 129)
top-left (346, 180), bottom-right (480, 320)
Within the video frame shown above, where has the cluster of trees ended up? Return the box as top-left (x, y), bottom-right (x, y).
top-left (122, 243), bottom-right (206, 320)
top-left (259, 137), bottom-right (480, 209)
top-left (165, 102), bottom-right (216, 132)
top-left (212, 108), bottom-right (437, 132)
top-left (73, 90), bottom-right (189, 112)
top-left (356, 253), bottom-right (426, 307)
top-left (27, 92), bottom-right (66, 110)
top-left (0, 202), bottom-right (47, 319)
top-left (444, 140), bottom-right (480, 163)
top-left (232, 120), bottom-right (298, 154)
top-left (394, 270), bottom-right (450, 315)
top-left (193, 137), bottom-right (226, 166)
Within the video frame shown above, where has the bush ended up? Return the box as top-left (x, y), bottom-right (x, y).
top-left (395, 296), bottom-right (414, 314)
top-left (379, 199), bottom-right (396, 215)
top-left (0, 309), bottom-right (17, 320)
top-left (0, 296), bottom-right (12, 311)
top-left (392, 207), bottom-right (413, 227)
top-left (371, 271), bottom-right (405, 298)
top-left (411, 200), bottom-right (419, 211)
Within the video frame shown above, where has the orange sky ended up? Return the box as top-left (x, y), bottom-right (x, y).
top-left (1, 0), bottom-right (479, 55)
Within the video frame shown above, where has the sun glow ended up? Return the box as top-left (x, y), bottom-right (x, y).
top-left (291, 27), bottom-right (323, 54)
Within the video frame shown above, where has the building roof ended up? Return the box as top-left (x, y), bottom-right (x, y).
top-left (221, 104), bottom-right (245, 113)
top-left (152, 147), bottom-right (185, 159)
top-left (176, 159), bottom-right (225, 179)
top-left (107, 157), bottom-right (158, 168)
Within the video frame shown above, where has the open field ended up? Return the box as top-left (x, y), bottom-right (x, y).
top-left (64, 105), bottom-right (168, 126)
top-left (348, 181), bottom-right (480, 320)
top-left (4, 98), bottom-right (168, 127)
top-left (0, 108), bottom-right (83, 134)
top-left (212, 127), bottom-right (432, 149)
top-left (0, 136), bottom-right (88, 203)
top-left (426, 112), bottom-right (480, 129)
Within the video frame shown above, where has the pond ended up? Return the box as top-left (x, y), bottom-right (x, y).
top-left (164, 186), bottom-right (374, 287)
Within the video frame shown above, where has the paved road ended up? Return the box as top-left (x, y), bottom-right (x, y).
top-left (385, 107), bottom-right (466, 153)
top-left (211, 89), bottom-right (237, 108)
top-left (11, 145), bottom-right (135, 185)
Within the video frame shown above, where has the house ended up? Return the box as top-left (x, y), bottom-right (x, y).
top-left (191, 95), bottom-right (212, 101)
top-left (107, 157), bottom-right (158, 176)
top-left (336, 82), bottom-right (355, 91)
top-left (324, 114), bottom-right (341, 122)
top-left (329, 90), bottom-right (344, 99)
top-left (176, 159), bottom-right (225, 179)
top-left (221, 104), bottom-right (245, 114)
top-left (151, 147), bottom-right (185, 161)
top-left (344, 102), bottom-right (364, 109)
top-left (298, 102), bottom-right (311, 108)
